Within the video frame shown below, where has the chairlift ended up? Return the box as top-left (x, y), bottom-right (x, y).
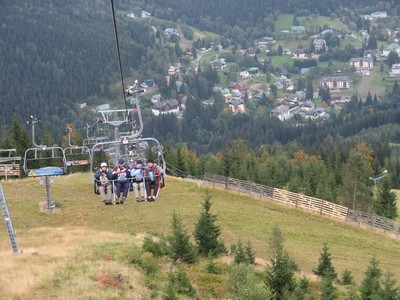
top-left (24, 146), bottom-right (66, 177)
top-left (83, 121), bottom-right (112, 149)
top-left (64, 127), bottom-right (91, 169)
top-left (91, 136), bottom-right (166, 202)
top-left (89, 91), bottom-right (166, 200)
top-left (0, 149), bottom-right (21, 164)
top-left (23, 117), bottom-right (67, 177)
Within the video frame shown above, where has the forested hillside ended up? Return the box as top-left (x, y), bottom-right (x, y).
top-left (0, 0), bottom-right (170, 133)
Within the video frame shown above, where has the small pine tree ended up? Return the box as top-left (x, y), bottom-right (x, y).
top-left (313, 243), bottom-right (337, 279)
top-left (168, 212), bottom-right (197, 264)
top-left (381, 270), bottom-right (399, 300)
top-left (193, 190), bottom-right (226, 257)
top-left (245, 240), bottom-right (256, 265)
top-left (163, 278), bottom-right (179, 300)
top-left (265, 225), bottom-right (298, 300)
top-left (346, 285), bottom-right (361, 300)
top-left (230, 243), bottom-right (237, 255)
top-left (171, 267), bottom-right (196, 298)
top-left (359, 255), bottom-right (383, 299)
top-left (234, 239), bottom-right (247, 264)
top-left (320, 269), bottom-right (338, 300)
top-left (205, 258), bottom-right (222, 274)
top-left (341, 269), bottom-right (354, 285)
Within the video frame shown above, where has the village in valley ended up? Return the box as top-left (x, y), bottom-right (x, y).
top-left (98, 8), bottom-right (400, 124)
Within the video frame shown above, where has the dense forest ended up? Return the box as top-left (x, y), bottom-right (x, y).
top-left (142, 0), bottom-right (395, 26)
top-left (0, 0), bottom-right (174, 133)
top-left (1, 1), bottom-right (400, 218)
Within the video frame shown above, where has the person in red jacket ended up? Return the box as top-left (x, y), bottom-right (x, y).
top-left (144, 159), bottom-right (163, 201)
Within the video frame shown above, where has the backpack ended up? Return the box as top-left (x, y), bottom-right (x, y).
top-left (131, 168), bottom-right (143, 181)
top-left (100, 173), bottom-right (110, 186)
top-left (118, 172), bottom-right (127, 183)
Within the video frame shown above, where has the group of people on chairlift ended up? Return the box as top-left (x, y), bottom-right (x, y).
top-left (94, 157), bottom-right (163, 205)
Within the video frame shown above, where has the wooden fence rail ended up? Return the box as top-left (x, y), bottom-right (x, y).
top-left (203, 172), bottom-right (400, 238)
top-left (0, 163), bottom-right (21, 180)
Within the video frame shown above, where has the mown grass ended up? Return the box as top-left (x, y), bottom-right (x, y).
top-left (275, 14), bottom-right (348, 33)
top-left (1, 174), bottom-right (400, 298)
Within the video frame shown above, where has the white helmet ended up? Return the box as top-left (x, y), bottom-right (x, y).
top-left (100, 162), bottom-right (107, 167)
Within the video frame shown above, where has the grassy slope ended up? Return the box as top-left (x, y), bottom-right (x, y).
top-left (1, 173), bottom-right (400, 298)
top-left (275, 14), bottom-right (349, 33)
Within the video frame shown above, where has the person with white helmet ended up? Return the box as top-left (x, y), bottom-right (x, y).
top-left (94, 162), bottom-right (113, 204)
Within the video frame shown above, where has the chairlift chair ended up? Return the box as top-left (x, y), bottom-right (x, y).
top-left (23, 117), bottom-right (67, 177)
top-left (0, 149), bottom-right (21, 164)
top-left (63, 127), bottom-right (91, 169)
top-left (23, 145), bottom-right (67, 177)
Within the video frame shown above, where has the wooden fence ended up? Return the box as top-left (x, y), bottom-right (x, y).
top-left (203, 172), bottom-right (400, 238)
top-left (0, 163), bottom-right (21, 180)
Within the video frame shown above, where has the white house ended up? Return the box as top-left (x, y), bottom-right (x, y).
top-left (390, 64), bottom-right (400, 76)
top-left (366, 11), bottom-right (387, 20)
top-left (313, 39), bottom-right (327, 52)
top-left (270, 105), bottom-right (291, 121)
top-left (320, 76), bottom-right (351, 90)
top-left (381, 44), bottom-right (400, 57)
top-left (151, 99), bottom-right (180, 116)
top-left (292, 48), bottom-right (306, 59)
top-left (141, 10), bottom-right (151, 18)
top-left (228, 99), bottom-right (246, 113)
top-left (349, 57), bottom-right (374, 70)
top-left (168, 65), bottom-right (180, 75)
top-left (240, 70), bottom-right (250, 78)
top-left (164, 28), bottom-right (182, 38)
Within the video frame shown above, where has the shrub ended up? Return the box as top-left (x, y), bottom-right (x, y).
top-left (142, 235), bottom-right (169, 257)
top-left (227, 264), bottom-right (271, 299)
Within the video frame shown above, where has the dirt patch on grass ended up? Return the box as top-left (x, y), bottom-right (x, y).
top-left (0, 227), bottom-right (145, 299)
top-left (249, 82), bottom-right (269, 91)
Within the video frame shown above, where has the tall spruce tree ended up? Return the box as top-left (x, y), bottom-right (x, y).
top-left (339, 150), bottom-right (373, 211)
top-left (265, 225), bottom-right (298, 300)
top-left (168, 212), bottom-right (197, 264)
top-left (0, 126), bottom-right (13, 149)
top-left (313, 243), bottom-right (337, 279)
top-left (11, 115), bottom-right (31, 157)
top-left (375, 177), bottom-right (398, 219)
top-left (194, 190), bottom-right (226, 257)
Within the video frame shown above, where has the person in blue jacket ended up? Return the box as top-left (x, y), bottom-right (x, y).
top-left (112, 158), bottom-right (131, 204)
top-left (130, 159), bottom-right (146, 202)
